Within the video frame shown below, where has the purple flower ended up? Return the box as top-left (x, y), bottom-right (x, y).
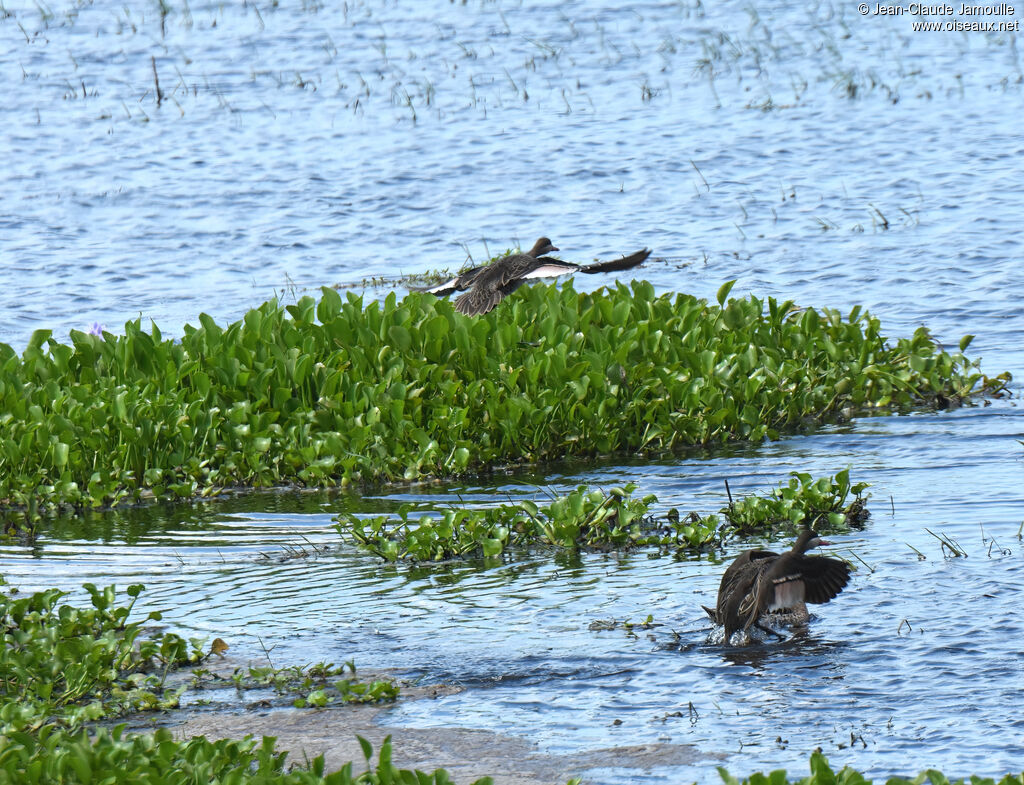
top-left (88, 322), bottom-right (104, 336)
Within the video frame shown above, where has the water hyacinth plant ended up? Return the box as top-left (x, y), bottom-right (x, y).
top-left (722, 469), bottom-right (869, 537)
top-left (0, 578), bottom-right (204, 734)
top-left (335, 472), bottom-right (868, 563)
top-left (718, 751), bottom-right (1024, 784)
top-left (210, 660), bottom-right (400, 709)
top-left (0, 281), bottom-right (1006, 524)
top-left (336, 483), bottom-right (673, 561)
top-left (0, 727), bottom-right (501, 785)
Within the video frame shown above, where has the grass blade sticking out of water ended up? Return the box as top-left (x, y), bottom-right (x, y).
top-left (0, 282), bottom-right (1006, 525)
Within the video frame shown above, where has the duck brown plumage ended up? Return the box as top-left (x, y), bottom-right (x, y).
top-left (704, 529), bottom-right (850, 642)
top-left (422, 238), bottom-right (651, 316)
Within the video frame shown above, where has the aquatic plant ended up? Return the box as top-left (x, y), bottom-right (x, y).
top-left (0, 577), bottom-right (203, 733)
top-left (336, 483), bottom-right (674, 561)
top-left (0, 575), bottom-right (400, 735)
top-left (722, 469), bottom-right (869, 537)
top-left (196, 660), bottom-right (399, 708)
top-left (0, 729), bottom-right (501, 785)
top-left (0, 282), bottom-right (1004, 524)
top-left (336, 472), bottom-right (867, 563)
top-left (718, 751), bottom-right (1024, 784)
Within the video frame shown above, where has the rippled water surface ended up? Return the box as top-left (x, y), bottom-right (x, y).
top-left (2, 0), bottom-right (1024, 782)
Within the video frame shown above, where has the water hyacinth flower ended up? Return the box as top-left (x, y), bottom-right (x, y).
top-left (88, 322), bottom-right (104, 336)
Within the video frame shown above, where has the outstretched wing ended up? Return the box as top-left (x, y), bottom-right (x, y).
top-left (512, 258), bottom-right (583, 281)
top-left (419, 265), bottom-right (486, 297)
top-left (578, 248), bottom-right (651, 274)
top-left (718, 554), bottom-right (776, 637)
top-left (454, 286), bottom-right (505, 316)
top-left (795, 556), bottom-right (851, 604)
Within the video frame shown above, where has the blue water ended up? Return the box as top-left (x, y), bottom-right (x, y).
top-left (2, 1), bottom-right (1024, 782)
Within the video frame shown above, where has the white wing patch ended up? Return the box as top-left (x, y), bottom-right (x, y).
top-left (519, 263), bottom-right (580, 280)
top-left (424, 277), bottom-right (461, 294)
top-left (768, 576), bottom-right (806, 611)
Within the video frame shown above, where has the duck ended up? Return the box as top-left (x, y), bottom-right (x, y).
top-left (422, 237), bottom-right (652, 316)
top-left (703, 529), bottom-right (850, 643)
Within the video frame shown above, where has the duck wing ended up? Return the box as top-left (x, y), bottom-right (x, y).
top-left (454, 286), bottom-right (504, 316)
top-left (512, 256), bottom-right (584, 280)
top-left (422, 246), bottom-right (542, 300)
top-left (717, 549), bottom-right (777, 592)
top-left (513, 248), bottom-right (650, 281)
top-left (578, 248), bottom-right (651, 274)
top-left (420, 265), bottom-right (486, 296)
top-left (452, 253), bottom-right (578, 314)
top-left (792, 555), bottom-right (851, 604)
top-left (449, 246), bottom-right (650, 315)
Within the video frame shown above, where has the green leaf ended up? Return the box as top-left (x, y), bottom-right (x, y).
top-left (481, 538), bottom-right (504, 558)
top-left (388, 325), bottom-right (413, 351)
top-left (357, 735), bottom-right (373, 762)
top-left (53, 442), bottom-right (70, 467)
top-left (716, 280), bottom-right (736, 307)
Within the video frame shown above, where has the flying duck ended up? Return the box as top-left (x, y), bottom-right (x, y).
top-left (703, 529), bottom-right (851, 643)
top-left (422, 238), bottom-right (651, 316)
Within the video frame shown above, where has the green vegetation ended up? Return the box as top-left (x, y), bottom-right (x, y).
top-left (0, 282), bottom-right (1004, 527)
top-left (0, 578), bottom-right (487, 785)
top-left (722, 468), bottom-right (869, 537)
top-left (0, 578), bottom-right (397, 735)
top-left (718, 751), bottom-right (1024, 785)
top-left (336, 483), bottom-right (683, 561)
top-left (0, 577), bottom-right (202, 733)
top-left (0, 729), bottom-right (494, 785)
top-left (336, 471), bottom-right (869, 563)
top-left (192, 660), bottom-right (399, 709)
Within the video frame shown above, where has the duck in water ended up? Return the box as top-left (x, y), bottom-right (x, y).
top-left (704, 529), bottom-right (851, 644)
top-left (423, 237), bottom-right (651, 316)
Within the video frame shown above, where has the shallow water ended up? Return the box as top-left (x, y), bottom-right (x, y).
top-left (3, 0), bottom-right (1024, 781)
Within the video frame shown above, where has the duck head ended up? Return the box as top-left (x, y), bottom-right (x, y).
top-left (793, 529), bottom-right (831, 554)
top-left (528, 237), bottom-right (559, 256)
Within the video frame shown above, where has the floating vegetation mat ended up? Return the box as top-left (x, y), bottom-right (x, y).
top-left (0, 578), bottom-right (203, 734)
top-left (336, 470), bottom-right (869, 562)
top-left (0, 281), bottom-right (1008, 524)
